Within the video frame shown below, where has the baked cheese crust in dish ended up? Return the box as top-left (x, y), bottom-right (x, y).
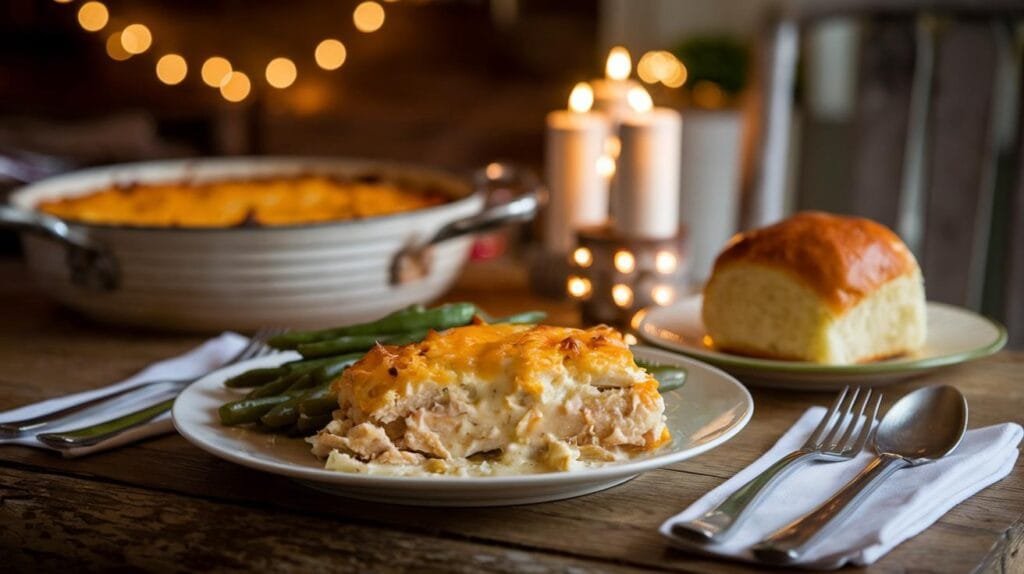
top-left (37, 176), bottom-right (447, 228)
top-left (310, 323), bottom-right (671, 476)
top-left (702, 211), bottom-right (926, 365)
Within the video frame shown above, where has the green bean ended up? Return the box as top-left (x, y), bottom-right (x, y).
top-left (489, 310), bottom-right (547, 325)
top-left (267, 303), bottom-right (477, 348)
top-left (296, 330), bottom-right (430, 359)
top-left (636, 360), bottom-right (687, 392)
top-left (311, 354), bottom-right (363, 384)
top-left (218, 395), bottom-right (292, 426)
top-left (224, 366), bottom-right (288, 388)
top-left (299, 397), bottom-right (339, 417)
top-left (229, 356), bottom-right (343, 395)
top-left (286, 372), bottom-right (317, 392)
top-left (296, 413), bottom-right (333, 435)
top-left (260, 384), bottom-right (330, 429)
top-left (281, 355), bottom-right (356, 373)
top-left (245, 372), bottom-right (300, 399)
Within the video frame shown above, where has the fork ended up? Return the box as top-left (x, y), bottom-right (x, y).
top-left (670, 386), bottom-right (883, 543)
top-left (0, 327), bottom-right (284, 442)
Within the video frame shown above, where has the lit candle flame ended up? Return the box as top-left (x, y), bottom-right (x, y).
top-left (568, 82), bottom-right (594, 113)
top-left (627, 86), bottom-right (653, 113)
top-left (606, 46), bottom-right (631, 81)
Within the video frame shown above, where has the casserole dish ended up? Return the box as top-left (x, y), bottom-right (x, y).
top-left (0, 157), bottom-right (538, 331)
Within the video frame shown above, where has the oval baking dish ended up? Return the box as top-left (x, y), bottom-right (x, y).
top-left (0, 157), bottom-right (538, 331)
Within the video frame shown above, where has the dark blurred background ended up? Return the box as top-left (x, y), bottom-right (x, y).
top-left (1, 0), bottom-right (1023, 344)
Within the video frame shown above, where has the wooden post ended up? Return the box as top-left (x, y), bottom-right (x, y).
top-left (920, 19), bottom-right (998, 308)
top-left (849, 17), bottom-right (918, 231)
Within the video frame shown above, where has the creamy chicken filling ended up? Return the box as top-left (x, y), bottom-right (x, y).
top-left (310, 377), bottom-right (666, 477)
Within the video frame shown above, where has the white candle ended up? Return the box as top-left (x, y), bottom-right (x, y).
top-left (543, 83), bottom-right (611, 254)
top-left (613, 88), bottom-right (683, 239)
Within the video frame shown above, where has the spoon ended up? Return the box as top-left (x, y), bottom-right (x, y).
top-left (752, 385), bottom-right (968, 564)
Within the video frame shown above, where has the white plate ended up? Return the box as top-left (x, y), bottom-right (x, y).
top-left (638, 295), bottom-right (1007, 390)
top-left (172, 346), bottom-right (753, 507)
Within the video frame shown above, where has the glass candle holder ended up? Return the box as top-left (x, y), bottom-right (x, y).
top-left (567, 225), bottom-right (688, 328)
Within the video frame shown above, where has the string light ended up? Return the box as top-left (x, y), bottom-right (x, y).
top-left (219, 71), bottom-right (251, 102)
top-left (265, 57), bottom-right (297, 89)
top-left (156, 54), bottom-right (187, 85)
top-left (77, 2), bottom-right (109, 32)
top-left (56, 1), bottom-right (389, 96)
top-left (105, 31), bottom-right (131, 61)
top-left (120, 24), bottom-right (152, 55)
top-left (315, 39), bottom-right (347, 70)
top-left (353, 1), bottom-right (385, 33)
top-left (201, 56), bottom-right (232, 87)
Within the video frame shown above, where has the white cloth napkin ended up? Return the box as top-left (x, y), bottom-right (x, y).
top-left (660, 406), bottom-right (1023, 569)
top-left (0, 332), bottom-right (248, 458)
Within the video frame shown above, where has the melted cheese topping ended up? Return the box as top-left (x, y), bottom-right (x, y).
top-left (37, 176), bottom-right (447, 227)
top-left (310, 323), bottom-right (670, 476)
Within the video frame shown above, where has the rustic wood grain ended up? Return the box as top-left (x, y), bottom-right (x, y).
top-left (0, 257), bottom-right (1021, 573)
top-left (921, 20), bottom-right (999, 307)
top-left (0, 466), bottom-right (646, 574)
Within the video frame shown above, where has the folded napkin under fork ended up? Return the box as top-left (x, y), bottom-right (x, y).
top-left (0, 332), bottom-right (248, 457)
top-left (660, 406), bottom-right (1023, 569)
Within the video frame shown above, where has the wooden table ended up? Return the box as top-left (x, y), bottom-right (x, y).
top-left (1, 257), bottom-right (1021, 573)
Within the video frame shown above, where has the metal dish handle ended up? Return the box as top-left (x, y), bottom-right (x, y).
top-left (0, 205), bottom-right (119, 290)
top-left (390, 162), bottom-right (543, 285)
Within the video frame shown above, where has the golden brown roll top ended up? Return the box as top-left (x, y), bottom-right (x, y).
top-left (710, 211), bottom-right (919, 313)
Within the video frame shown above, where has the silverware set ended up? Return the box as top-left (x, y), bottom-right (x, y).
top-left (0, 327), bottom-right (285, 449)
top-left (670, 384), bottom-right (968, 564)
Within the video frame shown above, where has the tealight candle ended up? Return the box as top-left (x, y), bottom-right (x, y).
top-left (612, 86), bottom-right (683, 239)
top-left (543, 82), bottom-right (611, 254)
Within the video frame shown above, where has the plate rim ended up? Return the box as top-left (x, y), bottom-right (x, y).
top-left (638, 296), bottom-right (1008, 375)
top-left (172, 347), bottom-right (753, 489)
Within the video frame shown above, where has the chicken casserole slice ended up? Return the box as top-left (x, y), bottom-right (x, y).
top-left (310, 323), bottom-right (670, 476)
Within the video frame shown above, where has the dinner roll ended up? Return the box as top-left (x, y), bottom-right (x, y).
top-left (702, 211), bottom-right (926, 365)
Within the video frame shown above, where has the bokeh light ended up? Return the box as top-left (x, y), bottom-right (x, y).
top-left (201, 56), bottom-right (233, 87)
top-left (353, 1), bottom-right (385, 33)
top-left (105, 32), bottom-right (131, 61)
top-left (120, 24), bottom-right (152, 55)
top-left (265, 57), bottom-right (297, 89)
top-left (219, 71), bottom-right (251, 102)
top-left (77, 2), bottom-right (109, 32)
top-left (315, 39), bottom-right (347, 70)
top-left (156, 54), bottom-right (187, 85)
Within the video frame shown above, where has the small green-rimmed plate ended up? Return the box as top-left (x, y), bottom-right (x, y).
top-left (637, 295), bottom-right (1007, 390)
